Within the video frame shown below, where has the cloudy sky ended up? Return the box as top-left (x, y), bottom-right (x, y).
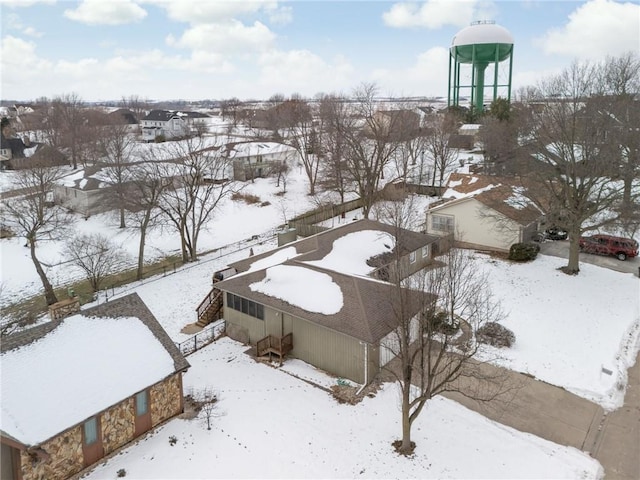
top-left (1, 0), bottom-right (638, 102)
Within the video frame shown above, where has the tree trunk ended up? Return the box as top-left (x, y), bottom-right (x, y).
top-left (136, 216), bottom-right (149, 280)
top-left (566, 234), bottom-right (581, 274)
top-left (119, 207), bottom-right (126, 229)
top-left (29, 238), bottom-right (58, 305)
top-left (400, 382), bottom-right (412, 452)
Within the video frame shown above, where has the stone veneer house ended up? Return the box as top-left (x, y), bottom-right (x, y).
top-left (0, 293), bottom-right (190, 480)
top-left (211, 219), bottom-right (441, 384)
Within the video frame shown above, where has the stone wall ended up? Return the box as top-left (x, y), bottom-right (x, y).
top-left (150, 373), bottom-right (183, 427)
top-left (101, 398), bottom-right (135, 455)
top-left (18, 375), bottom-right (183, 480)
top-left (21, 426), bottom-right (83, 480)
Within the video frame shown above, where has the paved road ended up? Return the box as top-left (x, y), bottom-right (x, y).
top-left (539, 239), bottom-right (640, 275)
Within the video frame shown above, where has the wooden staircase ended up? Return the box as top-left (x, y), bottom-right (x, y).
top-left (256, 333), bottom-right (293, 366)
top-left (196, 287), bottom-right (223, 328)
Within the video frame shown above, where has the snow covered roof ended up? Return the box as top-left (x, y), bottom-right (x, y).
top-left (226, 141), bottom-right (295, 159)
top-left (434, 173), bottom-right (544, 226)
top-left (0, 293), bottom-right (189, 446)
top-left (217, 219), bottom-right (438, 342)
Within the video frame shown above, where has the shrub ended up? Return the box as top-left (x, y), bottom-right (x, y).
top-left (169, 435), bottom-right (178, 446)
top-left (231, 192), bottom-right (261, 204)
top-left (476, 322), bottom-right (515, 348)
top-left (427, 311), bottom-right (459, 335)
top-left (116, 469), bottom-right (127, 478)
top-left (508, 242), bottom-right (540, 262)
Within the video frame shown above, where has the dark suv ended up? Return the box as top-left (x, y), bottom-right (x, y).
top-left (579, 234), bottom-right (639, 261)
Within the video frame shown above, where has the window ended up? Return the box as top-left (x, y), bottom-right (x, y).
top-left (135, 390), bottom-right (148, 416)
top-left (83, 417), bottom-right (98, 445)
top-left (431, 214), bottom-right (454, 233)
top-left (227, 292), bottom-right (264, 321)
top-left (409, 251), bottom-right (416, 264)
top-left (422, 245), bottom-right (429, 258)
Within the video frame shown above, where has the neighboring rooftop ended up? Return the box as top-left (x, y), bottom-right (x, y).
top-left (0, 293), bottom-right (188, 446)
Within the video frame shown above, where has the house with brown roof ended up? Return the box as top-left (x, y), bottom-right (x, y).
top-left (205, 219), bottom-right (441, 384)
top-left (0, 293), bottom-right (189, 480)
top-left (425, 173), bottom-right (544, 252)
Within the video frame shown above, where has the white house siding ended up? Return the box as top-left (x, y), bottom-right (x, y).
top-left (427, 198), bottom-right (520, 252)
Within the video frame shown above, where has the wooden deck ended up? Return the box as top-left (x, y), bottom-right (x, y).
top-left (256, 333), bottom-right (293, 365)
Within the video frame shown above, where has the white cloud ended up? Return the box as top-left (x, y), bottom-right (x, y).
top-left (143, 0), bottom-right (279, 24)
top-left (535, 0), bottom-right (640, 59)
top-left (170, 21), bottom-right (276, 54)
top-left (382, 0), bottom-right (496, 29)
top-left (0, 35), bottom-right (52, 76)
top-left (371, 46), bottom-right (450, 97)
top-left (5, 13), bottom-right (44, 37)
top-left (64, 0), bottom-right (147, 25)
top-left (257, 49), bottom-right (354, 96)
top-left (22, 26), bottom-right (43, 37)
top-left (266, 4), bottom-right (293, 26)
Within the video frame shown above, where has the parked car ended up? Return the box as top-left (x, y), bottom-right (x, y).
top-left (579, 234), bottom-right (639, 261)
top-left (545, 227), bottom-right (568, 241)
top-left (532, 227), bottom-right (568, 242)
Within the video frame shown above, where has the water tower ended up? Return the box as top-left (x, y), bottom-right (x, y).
top-left (448, 21), bottom-right (514, 113)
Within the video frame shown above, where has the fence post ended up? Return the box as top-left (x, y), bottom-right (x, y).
top-left (194, 335), bottom-right (197, 352)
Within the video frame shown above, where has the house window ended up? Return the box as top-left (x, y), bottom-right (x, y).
top-left (83, 417), bottom-right (98, 445)
top-left (227, 292), bottom-right (265, 321)
top-left (409, 251), bottom-right (416, 264)
top-left (431, 214), bottom-right (454, 233)
top-left (422, 245), bottom-right (429, 258)
top-left (135, 390), bottom-right (149, 416)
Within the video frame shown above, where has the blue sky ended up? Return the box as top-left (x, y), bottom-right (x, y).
top-left (1, 0), bottom-right (638, 102)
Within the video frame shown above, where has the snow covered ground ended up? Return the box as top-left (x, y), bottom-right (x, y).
top-left (2, 138), bottom-right (638, 478)
top-left (83, 337), bottom-right (602, 480)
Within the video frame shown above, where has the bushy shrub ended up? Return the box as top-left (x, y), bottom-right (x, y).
top-left (508, 242), bottom-right (540, 262)
top-left (476, 322), bottom-right (515, 348)
top-left (231, 192), bottom-right (261, 204)
top-left (428, 311), bottom-right (459, 335)
top-left (116, 469), bottom-right (127, 478)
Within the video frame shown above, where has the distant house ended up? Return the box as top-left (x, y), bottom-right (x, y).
top-left (7, 143), bottom-right (68, 170)
top-left (0, 132), bottom-right (25, 170)
top-left (373, 109), bottom-right (421, 140)
top-left (425, 173), bottom-right (544, 252)
top-left (53, 167), bottom-right (110, 217)
top-left (204, 219), bottom-right (442, 384)
top-left (227, 141), bottom-right (297, 181)
top-left (0, 293), bottom-right (189, 480)
top-left (140, 110), bottom-right (210, 142)
top-left (108, 108), bottom-right (139, 125)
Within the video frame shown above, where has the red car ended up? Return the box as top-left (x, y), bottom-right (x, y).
top-left (579, 234), bottom-right (639, 261)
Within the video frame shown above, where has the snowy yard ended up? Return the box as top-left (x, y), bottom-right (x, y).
top-left (83, 337), bottom-right (601, 480)
top-left (2, 140), bottom-right (638, 478)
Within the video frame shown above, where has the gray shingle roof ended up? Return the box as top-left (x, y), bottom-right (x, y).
top-left (1, 293), bottom-right (189, 373)
top-left (216, 262), bottom-right (431, 344)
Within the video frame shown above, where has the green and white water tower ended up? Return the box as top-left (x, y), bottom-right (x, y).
top-left (448, 21), bottom-right (514, 113)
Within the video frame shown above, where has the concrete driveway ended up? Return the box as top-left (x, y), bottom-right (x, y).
top-left (538, 239), bottom-right (640, 276)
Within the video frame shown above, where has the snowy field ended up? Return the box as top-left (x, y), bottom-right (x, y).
top-left (83, 337), bottom-right (602, 480)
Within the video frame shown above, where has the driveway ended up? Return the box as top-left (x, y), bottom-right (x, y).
top-left (538, 239), bottom-right (640, 275)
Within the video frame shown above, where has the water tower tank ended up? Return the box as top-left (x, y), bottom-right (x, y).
top-left (448, 21), bottom-right (514, 113)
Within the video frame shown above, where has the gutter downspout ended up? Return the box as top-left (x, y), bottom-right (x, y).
top-left (356, 342), bottom-right (369, 396)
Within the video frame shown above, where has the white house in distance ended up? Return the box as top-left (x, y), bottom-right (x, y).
top-left (140, 110), bottom-right (210, 142)
top-left (226, 141), bottom-right (297, 181)
top-left (425, 173), bottom-right (544, 252)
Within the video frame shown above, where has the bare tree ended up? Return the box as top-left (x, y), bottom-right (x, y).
top-left (271, 160), bottom-right (290, 193)
top-left (190, 387), bottom-right (219, 430)
top-left (2, 164), bottom-right (73, 305)
top-left (318, 93), bottom-right (353, 204)
top-left (99, 119), bottom-right (136, 228)
top-left (53, 93), bottom-right (85, 169)
top-left (119, 94), bottom-right (149, 122)
top-left (424, 112), bottom-right (459, 191)
top-left (522, 60), bottom-right (635, 274)
top-left (341, 83), bottom-right (403, 218)
top-left (156, 132), bottom-right (236, 262)
top-left (66, 233), bottom-right (126, 292)
top-left (273, 97), bottom-right (322, 195)
top-left (127, 162), bottom-right (173, 280)
top-left (377, 200), bottom-right (506, 454)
